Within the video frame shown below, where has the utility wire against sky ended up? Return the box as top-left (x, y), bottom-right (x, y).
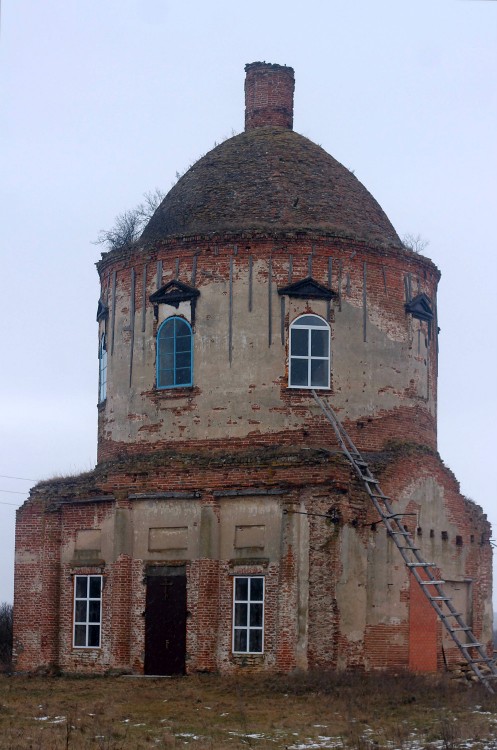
top-left (0, 473), bottom-right (36, 507)
top-left (0, 474), bottom-right (33, 506)
top-left (0, 474), bottom-right (37, 482)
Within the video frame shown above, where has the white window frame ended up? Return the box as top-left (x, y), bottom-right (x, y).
top-left (289, 314), bottom-right (331, 389)
top-left (73, 575), bottom-right (102, 649)
top-left (232, 576), bottom-right (264, 654)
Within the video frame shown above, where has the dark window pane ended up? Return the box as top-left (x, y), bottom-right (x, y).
top-left (311, 359), bottom-right (327, 387)
top-left (311, 329), bottom-right (328, 357)
top-left (174, 319), bottom-right (190, 337)
top-left (164, 356), bottom-right (175, 374)
top-left (249, 629), bottom-right (263, 653)
top-left (157, 318), bottom-right (193, 390)
top-left (74, 625), bottom-right (86, 647)
top-left (75, 577), bottom-right (87, 598)
top-left (89, 577), bottom-right (101, 598)
top-left (175, 368), bottom-right (191, 385)
top-left (234, 629), bottom-right (247, 652)
top-left (162, 320), bottom-right (175, 338)
top-left (159, 336), bottom-right (174, 355)
top-left (159, 351), bottom-right (173, 372)
top-left (291, 328), bottom-right (308, 356)
top-left (250, 578), bottom-right (263, 601)
top-left (296, 315), bottom-right (327, 327)
top-left (159, 368), bottom-right (175, 387)
top-left (175, 334), bottom-right (191, 353)
top-left (290, 358), bottom-right (308, 386)
top-left (235, 578), bottom-right (248, 601)
top-left (88, 625), bottom-right (100, 648)
top-left (235, 603), bottom-right (247, 627)
top-left (176, 352), bottom-right (191, 369)
top-left (89, 601), bottom-right (101, 623)
top-left (250, 603), bottom-right (263, 627)
top-left (75, 600), bottom-right (87, 622)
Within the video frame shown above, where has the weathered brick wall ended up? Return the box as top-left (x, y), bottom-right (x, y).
top-left (409, 575), bottom-right (438, 672)
top-left (96, 235), bottom-right (439, 464)
top-left (244, 62), bottom-right (295, 131)
top-left (13, 501), bottom-right (44, 671)
top-left (13, 443), bottom-right (492, 675)
top-left (15, 60), bottom-right (489, 680)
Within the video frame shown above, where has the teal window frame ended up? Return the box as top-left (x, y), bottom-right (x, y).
top-left (98, 332), bottom-right (107, 403)
top-left (157, 316), bottom-right (193, 389)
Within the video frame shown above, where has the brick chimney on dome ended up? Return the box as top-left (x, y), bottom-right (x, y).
top-left (244, 62), bottom-right (295, 131)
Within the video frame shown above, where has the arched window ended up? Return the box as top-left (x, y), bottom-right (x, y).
top-left (98, 332), bottom-right (107, 403)
top-left (289, 314), bottom-right (330, 389)
top-left (157, 317), bottom-right (193, 389)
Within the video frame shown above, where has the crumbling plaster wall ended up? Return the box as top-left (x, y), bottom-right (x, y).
top-left (97, 238), bottom-right (438, 460)
top-left (13, 443), bottom-right (491, 675)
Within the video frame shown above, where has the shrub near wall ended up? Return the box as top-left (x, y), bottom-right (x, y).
top-left (0, 603), bottom-right (13, 671)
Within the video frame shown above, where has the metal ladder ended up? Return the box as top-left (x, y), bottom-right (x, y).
top-left (312, 390), bottom-right (497, 693)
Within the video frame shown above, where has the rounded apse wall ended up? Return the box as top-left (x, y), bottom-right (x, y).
top-left (96, 235), bottom-right (439, 463)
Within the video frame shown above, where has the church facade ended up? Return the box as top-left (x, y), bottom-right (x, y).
top-left (13, 63), bottom-right (492, 675)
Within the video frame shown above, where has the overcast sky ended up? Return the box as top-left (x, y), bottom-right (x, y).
top-left (1, 0), bottom-right (496, 605)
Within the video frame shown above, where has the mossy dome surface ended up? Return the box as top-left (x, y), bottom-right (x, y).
top-left (142, 127), bottom-right (402, 247)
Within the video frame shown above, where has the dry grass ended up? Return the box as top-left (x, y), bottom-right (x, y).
top-left (0, 671), bottom-right (496, 749)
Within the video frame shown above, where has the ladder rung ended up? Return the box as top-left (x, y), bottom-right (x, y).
top-left (420, 580), bottom-right (445, 586)
top-left (467, 658), bottom-right (492, 665)
top-left (311, 390), bottom-right (496, 694)
top-left (441, 612), bottom-right (463, 618)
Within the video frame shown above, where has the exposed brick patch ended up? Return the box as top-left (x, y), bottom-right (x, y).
top-left (13, 446), bottom-right (491, 675)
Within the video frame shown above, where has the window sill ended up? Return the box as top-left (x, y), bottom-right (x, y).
top-left (230, 653), bottom-right (265, 666)
top-left (144, 386), bottom-right (200, 401)
top-left (283, 387), bottom-right (331, 394)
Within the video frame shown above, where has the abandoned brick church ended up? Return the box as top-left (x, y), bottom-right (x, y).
top-left (13, 63), bottom-right (492, 675)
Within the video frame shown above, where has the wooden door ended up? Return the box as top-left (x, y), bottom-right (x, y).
top-left (144, 570), bottom-right (187, 675)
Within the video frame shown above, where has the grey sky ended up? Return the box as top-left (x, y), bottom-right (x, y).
top-left (1, 0), bottom-right (496, 604)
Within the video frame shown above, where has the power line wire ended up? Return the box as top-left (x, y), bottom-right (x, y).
top-left (0, 489), bottom-right (29, 495)
top-left (0, 500), bottom-right (21, 506)
top-left (0, 474), bottom-right (37, 482)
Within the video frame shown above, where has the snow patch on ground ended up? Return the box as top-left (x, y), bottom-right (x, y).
top-left (175, 732), bottom-right (203, 740)
top-left (287, 737), bottom-right (343, 749)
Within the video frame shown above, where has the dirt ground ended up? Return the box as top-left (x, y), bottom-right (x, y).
top-left (1, 671), bottom-right (497, 749)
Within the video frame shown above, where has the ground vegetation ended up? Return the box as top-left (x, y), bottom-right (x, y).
top-left (0, 604), bottom-right (12, 672)
top-left (0, 671), bottom-right (496, 749)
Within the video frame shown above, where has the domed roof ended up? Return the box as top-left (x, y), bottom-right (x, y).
top-left (142, 63), bottom-right (401, 248)
top-left (142, 127), bottom-right (401, 247)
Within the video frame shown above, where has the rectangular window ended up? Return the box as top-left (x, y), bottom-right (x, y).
top-left (98, 333), bottom-right (107, 403)
top-left (73, 575), bottom-right (102, 648)
top-left (232, 576), bottom-right (264, 654)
